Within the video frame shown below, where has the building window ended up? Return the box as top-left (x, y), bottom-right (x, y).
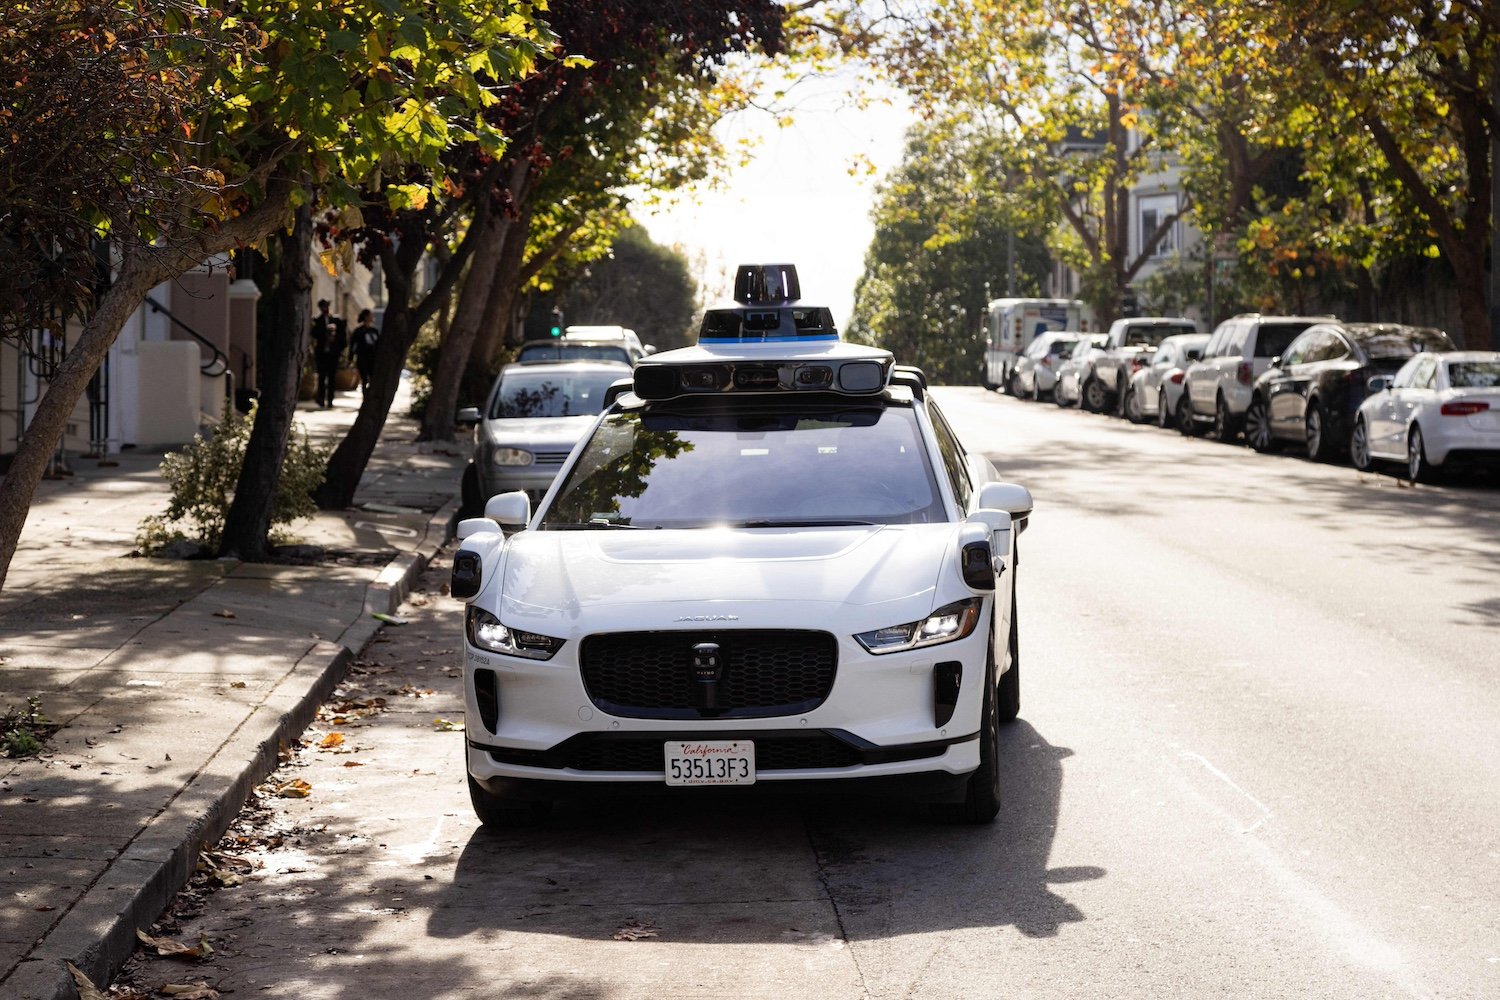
top-left (1139, 195), bottom-right (1178, 259)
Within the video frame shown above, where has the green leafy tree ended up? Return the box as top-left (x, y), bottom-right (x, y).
top-left (0, 0), bottom-right (551, 585)
top-left (546, 225), bottom-right (699, 352)
top-left (847, 127), bottom-right (1048, 383)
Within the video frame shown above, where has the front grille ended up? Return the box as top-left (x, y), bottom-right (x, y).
top-left (580, 630), bottom-right (837, 719)
top-left (564, 733), bottom-right (862, 772)
top-left (532, 451), bottom-right (570, 466)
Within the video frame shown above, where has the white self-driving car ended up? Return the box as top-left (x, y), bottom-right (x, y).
top-left (450, 265), bottom-right (1034, 826)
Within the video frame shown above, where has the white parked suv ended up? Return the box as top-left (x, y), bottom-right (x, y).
top-left (1179, 314), bottom-right (1328, 440)
top-left (450, 266), bottom-right (1034, 827)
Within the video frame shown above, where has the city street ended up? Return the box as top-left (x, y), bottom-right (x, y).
top-left (117, 387), bottom-right (1500, 1000)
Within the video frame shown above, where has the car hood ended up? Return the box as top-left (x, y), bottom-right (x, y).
top-left (493, 524), bottom-right (958, 633)
top-left (480, 415), bottom-right (597, 449)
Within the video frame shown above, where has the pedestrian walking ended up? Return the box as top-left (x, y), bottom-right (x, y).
top-left (310, 299), bottom-right (347, 408)
top-left (349, 308), bottom-right (380, 391)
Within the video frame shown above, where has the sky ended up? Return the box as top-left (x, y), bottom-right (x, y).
top-left (637, 71), bottom-right (916, 329)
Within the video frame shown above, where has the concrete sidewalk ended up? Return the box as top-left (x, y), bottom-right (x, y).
top-left (0, 383), bottom-right (467, 1000)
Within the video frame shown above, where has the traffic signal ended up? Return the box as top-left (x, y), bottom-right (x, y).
top-left (549, 306), bottom-right (564, 337)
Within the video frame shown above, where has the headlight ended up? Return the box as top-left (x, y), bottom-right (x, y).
top-left (854, 599), bottom-right (981, 655)
top-left (490, 447), bottom-right (533, 467)
top-left (466, 606), bottom-right (563, 660)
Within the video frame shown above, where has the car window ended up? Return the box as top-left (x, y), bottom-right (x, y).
top-left (1356, 327), bottom-right (1456, 361)
top-left (1050, 338), bottom-right (1077, 356)
top-left (516, 344), bottom-right (632, 365)
top-left (1202, 326), bottom-right (1228, 358)
top-left (1150, 345), bottom-right (1171, 366)
top-left (1024, 338), bottom-right (1050, 359)
top-left (1123, 322), bottom-right (1196, 349)
top-left (1227, 324), bottom-right (1249, 355)
top-left (1253, 322), bottom-right (1315, 359)
top-left (1280, 332), bottom-right (1311, 367)
top-left (928, 403), bottom-right (973, 511)
top-left (540, 403), bottom-right (946, 528)
top-left (488, 369), bottom-right (622, 419)
top-left (1297, 331), bottom-right (1337, 364)
top-left (1412, 356), bottom-right (1437, 389)
top-left (1448, 360), bottom-right (1500, 388)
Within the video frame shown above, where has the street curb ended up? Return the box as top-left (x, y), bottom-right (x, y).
top-left (21, 499), bottom-right (458, 1000)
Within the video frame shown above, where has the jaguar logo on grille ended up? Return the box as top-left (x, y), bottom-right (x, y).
top-left (675, 614), bottom-right (739, 622)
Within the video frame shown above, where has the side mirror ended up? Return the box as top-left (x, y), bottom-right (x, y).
top-left (1270, 356), bottom-right (1283, 369)
top-left (976, 482), bottom-right (1033, 522)
top-left (450, 549), bottom-right (483, 599)
top-left (642, 344), bottom-right (657, 355)
top-left (485, 491), bottom-right (531, 530)
top-left (456, 406), bottom-right (482, 426)
top-left (1367, 375), bottom-right (1394, 393)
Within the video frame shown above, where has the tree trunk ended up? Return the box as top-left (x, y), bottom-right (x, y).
top-left (419, 211), bottom-right (508, 442)
top-left (218, 204), bottom-right (314, 560)
top-left (477, 200), bottom-right (536, 366)
top-left (0, 253), bottom-right (170, 588)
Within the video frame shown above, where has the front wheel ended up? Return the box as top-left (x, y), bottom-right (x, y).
top-left (1176, 394), bottom-right (1203, 437)
top-left (937, 642), bottom-right (1002, 824)
top-left (1210, 395), bottom-right (1234, 442)
top-left (459, 464), bottom-right (484, 518)
top-left (1408, 425), bottom-right (1442, 484)
top-left (1306, 402), bottom-right (1338, 462)
top-left (1082, 376), bottom-right (1108, 413)
top-left (1157, 389), bottom-right (1172, 428)
top-left (1350, 417), bottom-right (1375, 471)
top-left (1123, 387), bottom-right (1143, 424)
top-left (998, 590), bottom-right (1020, 722)
top-left (1245, 396), bottom-right (1278, 453)
top-left (468, 775), bottom-right (552, 829)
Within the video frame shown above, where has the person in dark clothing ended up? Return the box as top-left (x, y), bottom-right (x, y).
top-left (310, 299), bottom-right (347, 408)
top-left (349, 308), bottom-right (380, 391)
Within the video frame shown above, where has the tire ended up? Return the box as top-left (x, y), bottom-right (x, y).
top-left (468, 774), bottom-right (552, 829)
top-left (1305, 401), bottom-right (1338, 463)
top-left (1157, 389), bottom-right (1171, 428)
top-left (1408, 424), bottom-right (1442, 484)
top-left (1245, 396), bottom-right (1277, 453)
top-left (1002, 368), bottom-right (1016, 396)
top-left (1210, 394), bottom-right (1234, 442)
top-left (1123, 387), bottom-right (1144, 424)
top-left (1082, 376), bottom-right (1108, 414)
top-left (998, 590), bottom-right (1020, 723)
top-left (935, 640), bottom-right (1002, 824)
top-left (1054, 379), bottom-right (1072, 407)
top-left (459, 464), bottom-right (484, 519)
top-left (1176, 394), bottom-right (1203, 437)
top-left (1350, 417), bottom-right (1375, 472)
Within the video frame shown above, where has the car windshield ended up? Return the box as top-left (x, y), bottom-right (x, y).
top-left (487, 369), bottom-right (623, 419)
top-left (1124, 323), bottom-right (1196, 348)
top-left (1049, 339), bottom-right (1077, 356)
top-left (1448, 360), bottom-right (1500, 388)
top-left (516, 344), bottom-right (631, 365)
top-left (539, 402), bottom-right (946, 529)
top-left (1354, 327), bottom-right (1455, 360)
top-left (1254, 322), bottom-right (1316, 358)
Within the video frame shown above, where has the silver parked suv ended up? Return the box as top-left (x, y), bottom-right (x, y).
top-left (1178, 314), bottom-right (1329, 440)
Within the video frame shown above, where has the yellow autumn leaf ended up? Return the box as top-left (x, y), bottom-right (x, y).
top-left (317, 732), bottom-right (345, 749)
top-left (275, 778), bottom-right (313, 798)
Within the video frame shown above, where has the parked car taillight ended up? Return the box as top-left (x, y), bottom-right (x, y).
top-left (1441, 400), bottom-right (1491, 416)
top-left (1130, 356), bottom-right (1147, 372)
top-left (1169, 371), bottom-right (1186, 384)
top-left (1041, 357), bottom-right (1052, 369)
top-left (1236, 362), bottom-right (1253, 385)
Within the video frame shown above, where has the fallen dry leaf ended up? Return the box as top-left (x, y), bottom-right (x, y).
top-left (228, 681), bottom-right (247, 689)
top-left (274, 778), bottom-right (313, 798)
top-left (67, 962), bottom-right (107, 1000)
top-left (136, 928), bottom-right (214, 960)
top-left (612, 917), bottom-right (659, 941)
top-left (160, 981), bottom-right (219, 999)
top-left (341, 761), bottom-right (365, 768)
top-left (212, 609), bottom-right (236, 619)
top-left (432, 718), bottom-right (464, 732)
top-left (317, 732), bottom-right (345, 750)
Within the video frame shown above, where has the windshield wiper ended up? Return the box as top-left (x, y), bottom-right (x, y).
top-left (731, 519), bottom-right (880, 528)
top-left (542, 521), bottom-right (644, 530)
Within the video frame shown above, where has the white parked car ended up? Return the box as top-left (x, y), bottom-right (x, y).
top-left (1052, 334), bottom-right (1109, 408)
top-left (1180, 314), bottom-right (1327, 440)
top-left (1123, 333), bottom-right (1209, 426)
top-left (1351, 351), bottom-right (1500, 482)
top-left (451, 266), bottom-right (1034, 827)
top-left (1013, 331), bottom-right (1081, 400)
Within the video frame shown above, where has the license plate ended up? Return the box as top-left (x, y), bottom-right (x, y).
top-left (663, 741), bottom-right (756, 786)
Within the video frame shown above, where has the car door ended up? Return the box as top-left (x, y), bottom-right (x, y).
top-left (1396, 354), bottom-right (1438, 447)
top-left (1367, 356), bottom-right (1415, 456)
top-left (1266, 331), bottom-right (1316, 434)
top-left (1189, 324), bottom-right (1232, 413)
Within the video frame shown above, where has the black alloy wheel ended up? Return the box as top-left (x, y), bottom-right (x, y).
top-left (938, 639), bottom-right (1002, 824)
top-left (1082, 377), bottom-right (1108, 413)
top-left (1211, 395), bottom-right (1234, 442)
top-left (1245, 396), bottom-right (1277, 453)
top-left (1305, 402), bottom-right (1338, 462)
top-left (1350, 417), bottom-right (1375, 472)
top-left (1408, 425), bottom-right (1441, 484)
top-left (468, 775), bottom-right (553, 829)
top-left (1176, 395), bottom-right (1204, 436)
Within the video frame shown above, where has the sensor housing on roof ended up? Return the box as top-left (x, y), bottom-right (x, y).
top-left (700, 263), bottom-right (838, 343)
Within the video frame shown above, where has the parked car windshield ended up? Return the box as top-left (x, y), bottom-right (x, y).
top-left (1123, 322), bottom-right (1196, 348)
top-left (539, 402), bottom-right (946, 529)
top-left (487, 369), bottom-right (624, 419)
top-left (1448, 360), bottom-right (1500, 388)
top-left (1254, 322), bottom-right (1317, 358)
top-left (1349, 326), bottom-right (1455, 360)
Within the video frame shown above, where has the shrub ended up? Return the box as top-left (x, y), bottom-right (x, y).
top-left (136, 401), bottom-right (330, 555)
top-left (2, 697), bottom-right (55, 758)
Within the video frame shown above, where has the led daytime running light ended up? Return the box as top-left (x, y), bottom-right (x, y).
top-left (465, 606), bottom-right (563, 661)
top-left (854, 599), bottom-right (981, 655)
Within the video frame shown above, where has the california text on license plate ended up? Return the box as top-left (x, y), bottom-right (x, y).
top-left (663, 741), bottom-right (756, 786)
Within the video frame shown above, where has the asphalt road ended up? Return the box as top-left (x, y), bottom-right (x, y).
top-left (116, 387), bottom-right (1500, 1000)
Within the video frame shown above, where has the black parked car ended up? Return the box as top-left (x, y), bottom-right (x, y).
top-left (1244, 322), bottom-right (1456, 461)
